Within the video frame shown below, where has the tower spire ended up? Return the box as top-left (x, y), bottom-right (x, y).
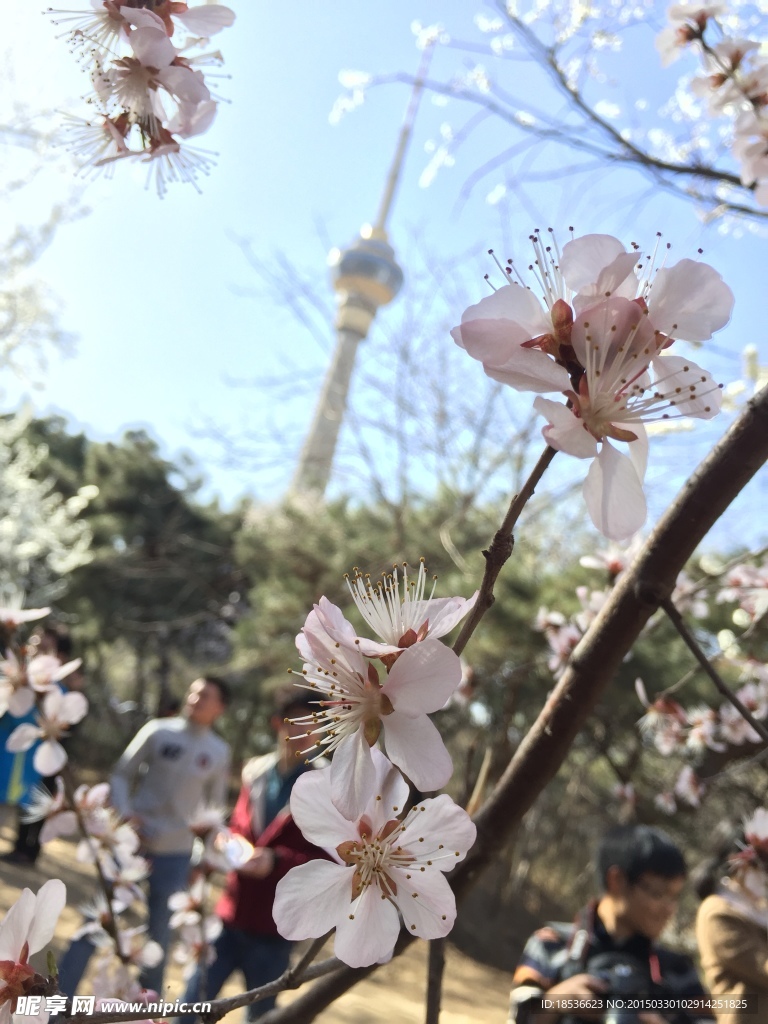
top-left (291, 45), bottom-right (434, 496)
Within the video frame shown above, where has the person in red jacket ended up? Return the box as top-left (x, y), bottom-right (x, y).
top-left (181, 688), bottom-right (327, 1020)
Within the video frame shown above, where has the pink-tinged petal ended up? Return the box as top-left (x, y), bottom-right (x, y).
top-left (290, 769), bottom-right (357, 848)
top-left (330, 730), bottom-right (376, 820)
top-left (572, 252), bottom-right (640, 312)
top-left (167, 99), bottom-right (217, 138)
top-left (429, 590), bottom-right (479, 636)
top-left (26, 880), bottom-right (66, 954)
top-left (383, 713), bottom-right (452, 792)
top-left (533, 397), bottom-right (598, 459)
top-left (383, 640), bottom-right (462, 714)
top-left (583, 443), bottom-right (647, 541)
top-left (273, 861), bottom-right (351, 939)
top-left (40, 811), bottom-right (78, 844)
top-left (390, 867), bottom-right (456, 939)
top-left (456, 283), bottom-right (550, 338)
top-left (314, 598), bottom-right (362, 649)
top-left (8, 688), bottom-right (35, 717)
top-left (157, 66), bottom-right (210, 104)
top-left (648, 260), bottom-right (734, 342)
top-left (59, 691), bottom-right (89, 725)
top-left (129, 26), bottom-right (176, 68)
top-left (52, 658), bottom-right (83, 684)
top-left (0, 888), bottom-right (36, 959)
top-left (334, 885), bottom-right (401, 967)
top-left (366, 748), bottom-right (411, 833)
top-left (27, 655), bottom-right (62, 690)
top-left (119, 5), bottom-right (165, 30)
top-left (651, 354), bottom-right (722, 419)
top-left (173, 4), bottom-right (236, 35)
top-left (400, 794), bottom-right (477, 862)
top-left (5, 724), bottom-right (41, 753)
top-left (560, 234), bottom-right (627, 291)
top-left (34, 741), bottom-right (67, 777)
top-left (0, 608), bottom-right (49, 626)
top-left (453, 319), bottom-right (571, 393)
top-left (627, 423), bottom-right (649, 482)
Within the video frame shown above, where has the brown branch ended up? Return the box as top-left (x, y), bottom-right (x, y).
top-left (259, 378), bottom-right (768, 1024)
top-left (452, 444), bottom-right (557, 656)
top-left (425, 938), bottom-right (446, 1024)
top-left (660, 596), bottom-right (768, 745)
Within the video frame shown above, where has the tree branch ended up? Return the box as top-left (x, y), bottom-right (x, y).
top-left (259, 383), bottom-right (768, 1024)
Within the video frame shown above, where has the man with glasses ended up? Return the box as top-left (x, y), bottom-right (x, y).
top-left (508, 825), bottom-right (715, 1024)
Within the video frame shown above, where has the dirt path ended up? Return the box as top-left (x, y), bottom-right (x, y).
top-left (0, 814), bottom-right (511, 1023)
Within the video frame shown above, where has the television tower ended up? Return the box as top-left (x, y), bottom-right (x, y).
top-left (291, 47), bottom-right (433, 495)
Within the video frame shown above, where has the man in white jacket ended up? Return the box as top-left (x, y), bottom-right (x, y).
top-left (58, 676), bottom-right (231, 997)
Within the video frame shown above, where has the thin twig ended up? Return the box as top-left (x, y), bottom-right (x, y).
top-left (425, 938), bottom-right (446, 1024)
top-left (66, 954), bottom-right (340, 1024)
top-left (660, 596), bottom-right (768, 746)
top-left (452, 444), bottom-right (556, 656)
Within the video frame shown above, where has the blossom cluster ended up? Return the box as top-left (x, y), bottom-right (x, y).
top-left (272, 560), bottom-right (479, 967)
top-left (657, 2), bottom-right (768, 205)
top-left (452, 231), bottom-right (733, 539)
top-left (49, 1), bottom-right (235, 196)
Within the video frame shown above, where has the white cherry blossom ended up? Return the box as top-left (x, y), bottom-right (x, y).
top-left (0, 880), bottom-right (66, 1024)
top-left (294, 606), bottom-right (462, 819)
top-left (6, 690), bottom-right (89, 775)
top-left (273, 750), bottom-right (476, 968)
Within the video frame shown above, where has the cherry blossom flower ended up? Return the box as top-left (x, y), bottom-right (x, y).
top-left (0, 653), bottom-right (82, 718)
top-left (71, 893), bottom-right (129, 944)
top-left (0, 879), bottom-right (66, 1024)
top-left (333, 560), bottom-right (478, 655)
top-left (654, 791), bottom-right (677, 815)
top-left (685, 705), bottom-right (724, 752)
top-left (6, 690), bottom-right (88, 775)
top-left (172, 919), bottom-right (221, 980)
top-left (636, 679), bottom-right (687, 755)
top-left (656, 2), bottom-right (726, 65)
top-left (673, 766), bottom-right (705, 807)
top-left (293, 605), bottom-right (462, 818)
top-left (744, 808), bottom-right (768, 855)
top-left (188, 802), bottom-right (227, 838)
top-left (579, 535), bottom-right (644, 577)
top-left (719, 702), bottom-right (762, 746)
top-left (533, 297), bottom-right (722, 539)
top-left (273, 749), bottom-right (476, 968)
top-left (21, 778), bottom-right (78, 845)
top-left (168, 877), bottom-right (207, 929)
top-left (0, 606), bottom-right (49, 629)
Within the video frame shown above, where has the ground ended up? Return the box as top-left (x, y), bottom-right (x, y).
top-left (0, 812), bottom-right (512, 1024)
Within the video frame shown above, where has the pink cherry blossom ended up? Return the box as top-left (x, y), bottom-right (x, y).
top-left (0, 880), bottom-right (66, 1024)
top-left (316, 560), bottom-right (477, 656)
top-left (0, 653), bottom-right (82, 718)
top-left (293, 608), bottom-right (462, 819)
top-left (636, 678), bottom-right (687, 755)
top-left (655, 2), bottom-right (726, 65)
top-left (533, 296), bottom-right (722, 539)
top-left (273, 749), bottom-right (476, 968)
top-left (673, 766), bottom-right (705, 807)
top-left (6, 690), bottom-right (89, 775)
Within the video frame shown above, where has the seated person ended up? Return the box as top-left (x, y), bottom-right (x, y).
top-left (508, 824), bottom-right (714, 1024)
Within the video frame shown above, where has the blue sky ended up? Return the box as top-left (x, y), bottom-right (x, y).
top-left (2, 0), bottom-right (766, 546)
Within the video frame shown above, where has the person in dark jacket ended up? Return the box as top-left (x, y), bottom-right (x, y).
top-left (508, 825), bottom-right (714, 1024)
top-left (181, 689), bottom-right (327, 1020)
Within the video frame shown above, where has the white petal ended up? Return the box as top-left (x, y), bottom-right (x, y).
top-left (583, 443), bottom-right (648, 541)
top-left (383, 640), bottom-right (462, 714)
top-left (366, 748), bottom-right (411, 833)
top-left (651, 354), bottom-right (722, 419)
top-left (174, 4), bottom-right (236, 35)
top-left (627, 423), bottom-right (649, 482)
top-left (119, 5), bottom-right (165, 30)
top-left (391, 867), bottom-right (456, 939)
top-left (291, 769), bottom-right (357, 846)
top-left (273, 861), bottom-right (351, 939)
top-left (40, 812), bottom-right (78, 844)
top-left (572, 252), bottom-right (640, 312)
top-left (129, 26), bottom-right (176, 68)
top-left (59, 691), bottom-right (88, 724)
top-left (648, 259), bottom-right (734, 342)
top-left (5, 724), bottom-right (41, 753)
top-left (8, 688), bottom-right (35, 717)
top-left (0, 888), bottom-right (36, 959)
top-left (533, 397), bottom-right (598, 459)
top-left (26, 880), bottom-right (66, 954)
top-left (158, 66), bottom-right (210, 104)
top-left (383, 713), bottom-right (452, 792)
top-left (333, 886), bottom-right (401, 967)
top-left (34, 741), bottom-right (67, 776)
top-left (457, 283), bottom-right (550, 337)
top-left (560, 234), bottom-right (626, 290)
top-left (330, 730), bottom-right (376, 820)
top-left (400, 794), bottom-right (477, 862)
